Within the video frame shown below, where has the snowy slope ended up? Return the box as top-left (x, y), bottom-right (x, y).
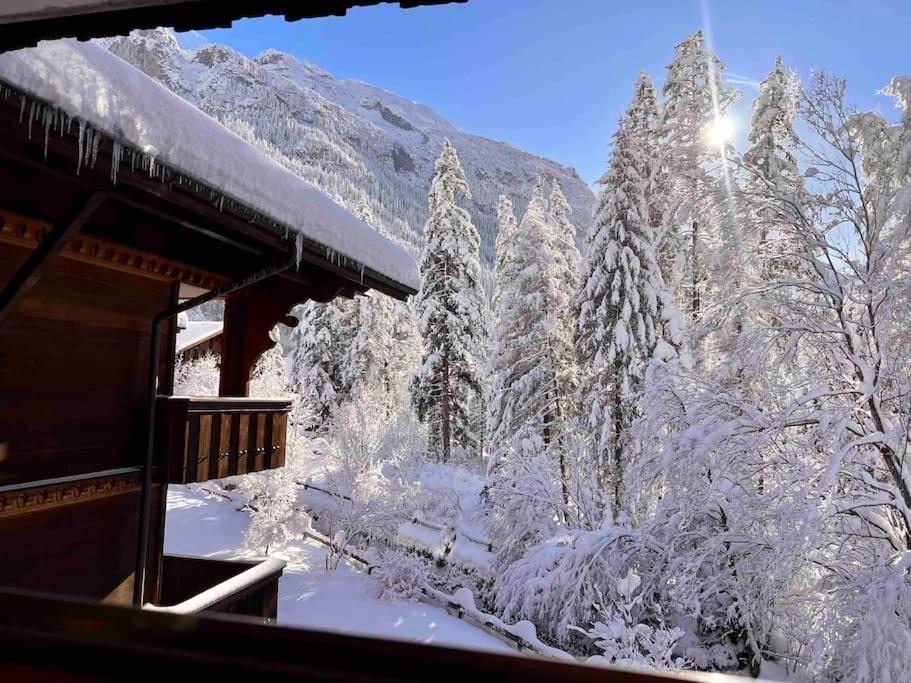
top-left (102, 29), bottom-right (595, 265)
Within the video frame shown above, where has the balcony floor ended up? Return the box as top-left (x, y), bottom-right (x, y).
top-left (164, 485), bottom-right (510, 654)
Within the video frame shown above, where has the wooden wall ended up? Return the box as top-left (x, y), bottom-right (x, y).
top-left (0, 241), bottom-right (172, 603)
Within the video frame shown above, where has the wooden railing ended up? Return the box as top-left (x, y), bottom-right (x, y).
top-left (151, 554), bottom-right (284, 621)
top-left (0, 587), bottom-right (739, 683)
top-left (156, 396), bottom-right (291, 485)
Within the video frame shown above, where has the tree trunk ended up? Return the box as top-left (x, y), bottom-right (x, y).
top-left (690, 218), bottom-right (700, 320)
top-left (611, 387), bottom-right (624, 514)
top-left (441, 352), bottom-right (451, 462)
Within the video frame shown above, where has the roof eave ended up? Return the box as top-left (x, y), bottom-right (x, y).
top-left (0, 77), bottom-right (418, 300)
top-left (0, 1), bottom-right (466, 53)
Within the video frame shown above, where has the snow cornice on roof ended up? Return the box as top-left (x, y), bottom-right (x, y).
top-left (0, 1), bottom-right (465, 53)
top-left (0, 40), bottom-right (419, 296)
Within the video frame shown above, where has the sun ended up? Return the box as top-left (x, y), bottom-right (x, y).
top-left (705, 116), bottom-right (736, 148)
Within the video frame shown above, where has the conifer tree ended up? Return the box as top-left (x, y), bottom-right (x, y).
top-left (743, 56), bottom-right (806, 277)
top-left (338, 202), bottom-right (410, 404)
top-left (411, 140), bottom-right (486, 461)
top-left (626, 72), bottom-right (665, 254)
top-left (659, 30), bottom-right (738, 320)
top-left (291, 301), bottom-right (346, 422)
top-left (549, 180), bottom-right (581, 299)
top-left (487, 178), bottom-right (579, 508)
top-left (577, 92), bottom-right (684, 513)
top-left (486, 195), bottom-right (522, 457)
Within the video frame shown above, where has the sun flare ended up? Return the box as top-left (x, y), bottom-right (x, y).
top-left (705, 116), bottom-right (736, 147)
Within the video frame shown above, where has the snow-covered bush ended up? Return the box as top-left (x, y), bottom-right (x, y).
top-left (249, 343), bottom-right (292, 399)
top-left (573, 572), bottom-right (686, 671)
top-left (485, 430), bottom-right (566, 573)
top-left (373, 550), bottom-right (428, 603)
top-left (492, 525), bottom-right (647, 647)
top-left (174, 352), bottom-right (219, 396)
top-left (317, 390), bottom-right (425, 568)
top-left (809, 553), bottom-right (911, 682)
top-left (240, 467), bottom-right (307, 554)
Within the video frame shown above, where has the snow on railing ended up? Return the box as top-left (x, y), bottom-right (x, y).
top-left (144, 558), bottom-right (286, 615)
top-left (418, 585), bottom-right (574, 661)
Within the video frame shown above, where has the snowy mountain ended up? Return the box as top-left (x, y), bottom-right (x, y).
top-left (102, 29), bottom-right (595, 265)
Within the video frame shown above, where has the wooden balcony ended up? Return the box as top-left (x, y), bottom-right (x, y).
top-left (156, 396), bottom-right (291, 485)
top-left (152, 554), bottom-right (284, 621)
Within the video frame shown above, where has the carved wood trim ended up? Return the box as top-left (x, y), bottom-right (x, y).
top-left (0, 468), bottom-right (143, 519)
top-left (0, 209), bottom-right (228, 290)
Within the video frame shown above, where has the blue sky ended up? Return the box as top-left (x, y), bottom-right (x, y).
top-left (181, 0), bottom-right (910, 185)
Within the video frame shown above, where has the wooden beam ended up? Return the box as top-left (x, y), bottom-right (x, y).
top-left (219, 275), bottom-right (347, 397)
top-left (0, 191), bottom-right (106, 326)
top-left (0, 467), bottom-right (143, 520)
top-left (0, 208), bottom-right (229, 290)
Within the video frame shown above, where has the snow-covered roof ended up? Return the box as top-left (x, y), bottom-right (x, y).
top-left (0, 40), bottom-right (419, 293)
top-left (176, 320), bottom-right (223, 353)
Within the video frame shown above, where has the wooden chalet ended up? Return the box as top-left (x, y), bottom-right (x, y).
top-left (0, 3), bottom-right (744, 682)
top-left (0, 38), bottom-right (418, 615)
top-left (176, 314), bottom-right (223, 362)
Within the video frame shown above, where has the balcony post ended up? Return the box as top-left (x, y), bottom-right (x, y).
top-left (133, 256), bottom-right (296, 608)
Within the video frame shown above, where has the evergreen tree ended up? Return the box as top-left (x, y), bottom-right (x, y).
top-left (411, 140), bottom-right (486, 461)
top-left (291, 300), bottom-right (346, 422)
top-left (486, 195), bottom-right (522, 464)
top-left (626, 72), bottom-right (665, 254)
top-left (743, 56), bottom-right (806, 277)
top-left (659, 30), bottom-right (738, 320)
top-left (577, 94), bottom-right (684, 513)
top-left (339, 202), bottom-right (403, 403)
top-left (487, 178), bottom-right (578, 507)
top-left (549, 179), bottom-right (581, 299)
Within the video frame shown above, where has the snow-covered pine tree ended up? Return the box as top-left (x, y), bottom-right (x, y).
top-left (742, 56), bottom-right (805, 280)
top-left (549, 179), bottom-right (581, 300)
top-left (411, 140), bottom-right (486, 461)
top-left (627, 71), bottom-right (665, 256)
top-left (291, 300), bottom-right (346, 422)
top-left (485, 195), bottom-right (521, 466)
top-left (486, 177), bottom-right (579, 511)
top-left (659, 30), bottom-right (738, 321)
top-left (338, 202), bottom-right (402, 404)
top-left (577, 93), bottom-right (684, 514)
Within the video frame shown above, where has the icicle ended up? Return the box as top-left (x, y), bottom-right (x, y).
top-left (111, 141), bottom-right (122, 184)
top-left (90, 129), bottom-right (101, 167)
top-left (43, 108), bottom-right (52, 160)
top-left (27, 100), bottom-right (36, 139)
top-left (18, 95), bottom-right (25, 122)
top-left (359, 263), bottom-right (365, 284)
top-left (75, 119), bottom-right (85, 175)
top-left (217, 195), bottom-right (225, 212)
top-left (295, 233), bottom-right (303, 267)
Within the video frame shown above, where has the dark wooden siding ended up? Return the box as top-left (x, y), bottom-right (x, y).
top-left (0, 240), bottom-right (172, 603)
top-left (0, 241), bottom-right (171, 485)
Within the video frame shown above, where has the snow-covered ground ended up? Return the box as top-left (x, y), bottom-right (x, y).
top-left (164, 485), bottom-right (510, 654)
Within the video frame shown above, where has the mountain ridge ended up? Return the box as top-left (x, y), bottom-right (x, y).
top-left (102, 29), bottom-right (595, 265)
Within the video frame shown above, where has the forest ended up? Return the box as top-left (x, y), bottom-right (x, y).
top-left (176, 30), bottom-right (911, 681)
